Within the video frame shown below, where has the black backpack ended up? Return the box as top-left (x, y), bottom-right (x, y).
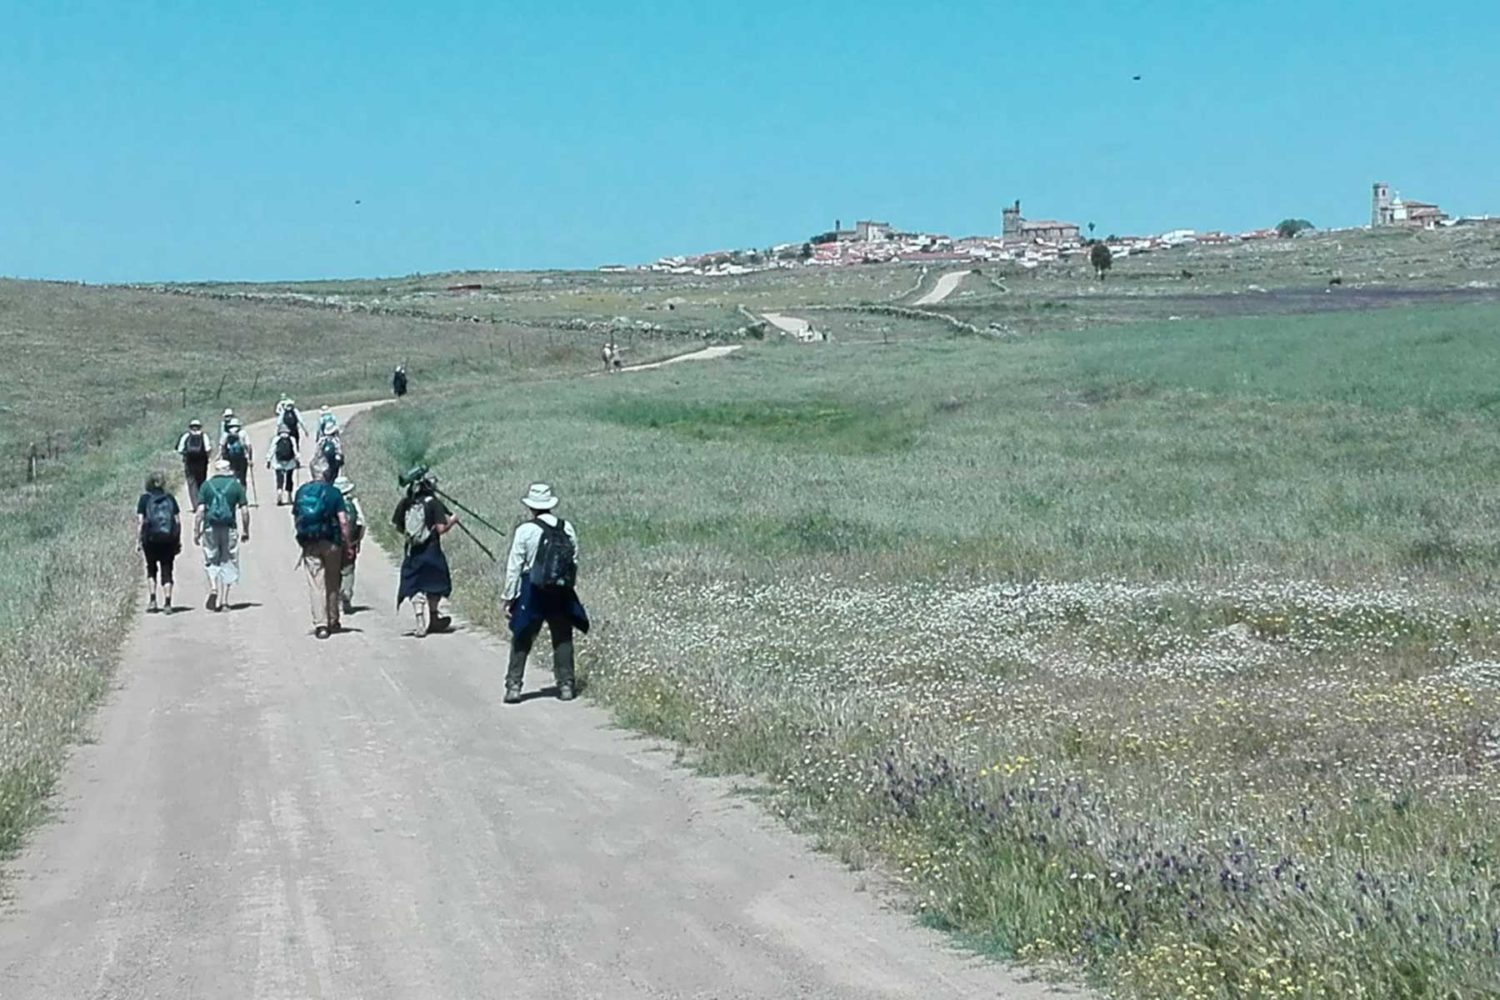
top-left (274, 436), bottom-right (295, 462)
top-left (528, 518), bottom-right (577, 591)
top-left (142, 492), bottom-right (177, 544)
top-left (182, 431), bottom-right (208, 459)
top-left (281, 406), bottom-right (299, 432)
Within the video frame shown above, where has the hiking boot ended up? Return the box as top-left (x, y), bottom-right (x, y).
top-left (503, 687), bottom-right (523, 705)
top-left (315, 625), bottom-right (330, 640)
top-left (341, 597), bottom-right (354, 615)
top-left (147, 596), bottom-right (158, 614)
top-left (557, 683), bottom-right (576, 702)
top-left (206, 593), bottom-right (218, 612)
top-left (430, 614), bottom-right (452, 633)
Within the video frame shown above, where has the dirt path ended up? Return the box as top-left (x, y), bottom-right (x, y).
top-left (617, 343), bottom-right (741, 372)
top-left (0, 402), bottom-right (1063, 999)
top-left (912, 270), bottom-right (969, 306)
top-left (762, 312), bottom-right (818, 340)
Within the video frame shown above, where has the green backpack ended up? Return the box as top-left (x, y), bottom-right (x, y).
top-left (294, 482), bottom-right (342, 545)
top-left (201, 479), bottom-right (237, 527)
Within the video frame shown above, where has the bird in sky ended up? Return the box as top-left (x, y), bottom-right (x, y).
top-left (1131, 74), bottom-right (1142, 81)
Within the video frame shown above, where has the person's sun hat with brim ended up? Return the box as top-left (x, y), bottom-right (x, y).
top-left (213, 459), bottom-right (234, 476)
top-left (188, 418), bottom-right (203, 428)
top-left (522, 483), bottom-right (558, 511)
top-left (334, 476), bottom-right (356, 497)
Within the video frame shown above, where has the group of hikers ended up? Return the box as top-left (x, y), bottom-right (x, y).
top-left (137, 368), bottom-right (586, 701)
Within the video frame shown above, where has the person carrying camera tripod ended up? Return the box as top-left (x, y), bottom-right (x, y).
top-left (393, 467), bottom-right (459, 637)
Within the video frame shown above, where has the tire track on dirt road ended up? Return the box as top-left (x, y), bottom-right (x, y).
top-left (0, 397), bottom-right (1071, 997)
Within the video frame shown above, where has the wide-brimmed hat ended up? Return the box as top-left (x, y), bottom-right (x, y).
top-left (222, 408), bottom-right (234, 417)
top-left (188, 418), bottom-right (203, 428)
top-left (227, 420), bottom-right (243, 431)
top-left (213, 459), bottom-right (233, 475)
top-left (333, 476), bottom-right (356, 496)
top-left (522, 483), bottom-right (558, 510)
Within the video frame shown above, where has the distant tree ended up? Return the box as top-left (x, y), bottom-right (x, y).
top-left (799, 242), bottom-right (813, 260)
top-left (1087, 221), bottom-right (1096, 238)
top-left (1276, 218), bottom-right (1315, 239)
top-left (1090, 241), bottom-right (1113, 280)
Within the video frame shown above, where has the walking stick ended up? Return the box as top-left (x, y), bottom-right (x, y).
top-left (434, 488), bottom-right (509, 538)
top-left (453, 518), bottom-right (497, 561)
top-left (248, 463), bottom-right (261, 507)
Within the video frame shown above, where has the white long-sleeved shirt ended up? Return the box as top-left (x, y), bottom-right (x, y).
top-left (502, 513), bottom-right (579, 601)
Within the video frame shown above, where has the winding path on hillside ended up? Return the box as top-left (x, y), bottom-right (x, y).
top-left (0, 399), bottom-right (1059, 998)
top-left (912, 270), bottom-right (969, 306)
top-left (762, 312), bottom-right (817, 339)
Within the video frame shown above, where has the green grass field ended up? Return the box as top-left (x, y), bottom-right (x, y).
top-left (6, 229), bottom-right (1500, 997)
top-left (345, 301), bottom-right (1500, 998)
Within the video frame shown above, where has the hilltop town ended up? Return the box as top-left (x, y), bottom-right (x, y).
top-left (631, 182), bottom-right (1498, 278)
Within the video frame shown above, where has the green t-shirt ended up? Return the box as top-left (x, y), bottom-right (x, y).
top-left (199, 475), bottom-right (247, 526)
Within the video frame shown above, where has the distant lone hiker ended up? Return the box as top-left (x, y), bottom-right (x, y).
top-left (195, 459), bottom-right (250, 612)
top-left (392, 365), bottom-right (408, 398)
top-left (175, 418), bottom-right (213, 510)
top-left (393, 467), bottom-right (459, 638)
top-left (136, 470), bottom-right (182, 614)
top-left (334, 475), bottom-right (365, 614)
top-left (293, 472), bottom-right (352, 639)
top-left (268, 426), bottom-right (301, 505)
top-left (601, 342), bottom-right (623, 373)
top-left (502, 483), bottom-right (588, 704)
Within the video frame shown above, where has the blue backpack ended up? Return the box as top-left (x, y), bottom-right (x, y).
top-left (293, 482), bottom-right (342, 545)
top-left (224, 433), bottom-right (247, 462)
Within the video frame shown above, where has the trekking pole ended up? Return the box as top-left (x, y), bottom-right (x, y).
top-left (248, 465), bottom-right (261, 507)
top-left (433, 488), bottom-right (509, 537)
top-left (452, 518), bottom-right (497, 561)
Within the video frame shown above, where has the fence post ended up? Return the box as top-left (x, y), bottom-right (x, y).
top-left (181, 386), bottom-right (188, 409)
top-left (214, 373), bottom-right (228, 401)
top-left (27, 443), bottom-right (38, 483)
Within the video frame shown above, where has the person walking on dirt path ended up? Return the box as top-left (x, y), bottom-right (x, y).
top-left (194, 459), bottom-right (250, 612)
top-left (175, 418), bottom-right (213, 510)
top-left (393, 468), bottom-right (459, 638)
top-left (137, 470), bottom-right (182, 614)
top-left (334, 475), bottom-right (365, 614)
top-left (293, 473), bottom-right (352, 639)
top-left (312, 425), bottom-right (344, 484)
top-left (267, 426), bottom-right (301, 505)
top-left (220, 418), bottom-right (253, 487)
top-left (277, 397), bottom-right (303, 445)
top-left (392, 365), bottom-right (408, 398)
top-left (221, 408), bottom-right (237, 438)
top-left (502, 483), bottom-right (588, 704)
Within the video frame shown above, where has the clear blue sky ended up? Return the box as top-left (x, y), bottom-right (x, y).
top-left (2, 0), bottom-right (1496, 282)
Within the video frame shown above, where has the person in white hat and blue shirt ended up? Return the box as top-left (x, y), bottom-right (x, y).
top-left (502, 483), bottom-right (588, 704)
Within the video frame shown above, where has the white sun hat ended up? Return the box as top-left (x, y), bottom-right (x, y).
top-left (522, 483), bottom-right (558, 510)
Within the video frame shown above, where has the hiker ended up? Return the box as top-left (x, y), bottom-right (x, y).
top-left (501, 483), bottom-right (588, 703)
top-left (267, 425), bottom-right (301, 505)
top-left (136, 470), bottom-right (182, 613)
top-left (220, 418), bottom-right (252, 487)
top-left (175, 418), bottom-right (213, 510)
top-left (393, 468), bottom-right (459, 637)
top-left (392, 365), bottom-right (408, 398)
top-left (292, 473), bottom-right (352, 639)
top-left (601, 342), bottom-right (622, 372)
top-left (314, 425), bottom-right (344, 483)
top-left (195, 458), bottom-right (250, 612)
top-left (334, 475), bottom-right (365, 614)
top-left (317, 406), bottom-right (339, 440)
top-left (277, 397), bottom-right (302, 444)
top-left (221, 408), bottom-right (237, 438)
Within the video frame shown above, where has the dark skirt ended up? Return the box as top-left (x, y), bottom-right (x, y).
top-left (397, 541), bottom-right (452, 605)
top-left (509, 577), bottom-right (590, 637)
